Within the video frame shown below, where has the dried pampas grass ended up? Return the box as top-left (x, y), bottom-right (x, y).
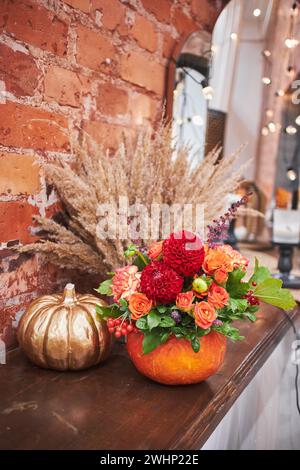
top-left (18, 122), bottom-right (250, 274)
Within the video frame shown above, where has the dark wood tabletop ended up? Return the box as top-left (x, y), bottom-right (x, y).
top-left (0, 304), bottom-right (299, 450)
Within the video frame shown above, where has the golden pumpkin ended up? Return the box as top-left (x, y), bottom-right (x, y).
top-left (18, 283), bottom-right (111, 371)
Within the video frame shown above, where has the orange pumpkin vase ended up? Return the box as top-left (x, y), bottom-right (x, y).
top-left (126, 330), bottom-right (226, 385)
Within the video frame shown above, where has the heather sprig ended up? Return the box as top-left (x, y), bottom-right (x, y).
top-left (206, 192), bottom-right (252, 247)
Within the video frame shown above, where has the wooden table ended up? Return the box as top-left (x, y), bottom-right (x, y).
top-left (0, 304), bottom-right (299, 450)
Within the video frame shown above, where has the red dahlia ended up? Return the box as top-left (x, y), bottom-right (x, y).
top-left (140, 261), bottom-right (183, 305)
top-left (162, 231), bottom-right (205, 277)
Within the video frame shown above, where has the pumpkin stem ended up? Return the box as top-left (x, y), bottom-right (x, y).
top-left (62, 283), bottom-right (77, 304)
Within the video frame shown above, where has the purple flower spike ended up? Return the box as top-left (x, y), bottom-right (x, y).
top-left (171, 310), bottom-right (182, 324)
top-left (206, 192), bottom-right (252, 247)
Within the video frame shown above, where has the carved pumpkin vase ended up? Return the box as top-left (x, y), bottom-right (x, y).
top-left (18, 283), bottom-right (111, 371)
top-left (126, 330), bottom-right (226, 385)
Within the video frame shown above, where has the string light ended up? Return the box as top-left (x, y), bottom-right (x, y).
top-left (192, 115), bottom-right (204, 126)
top-left (263, 49), bottom-right (271, 57)
top-left (285, 125), bottom-right (297, 135)
top-left (284, 37), bottom-right (299, 48)
top-left (276, 89), bottom-right (285, 97)
top-left (262, 77), bottom-right (272, 85)
top-left (287, 168), bottom-right (298, 181)
top-left (230, 32), bottom-right (238, 40)
top-left (268, 122), bottom-right (277, 133)
top-left (261, 126), bottom-right (269, 136)
top-left (266, 109), bottom-right (274, 117)
top-left (202, 85), bottom-right (214, 100)
top-left (295, 115), bottom-right (300, 126)
top-left (253, 8), bottom-right (262, 17)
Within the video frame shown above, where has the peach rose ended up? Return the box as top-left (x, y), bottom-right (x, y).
top-left (194, 301), bottom-right (217, 329)
top-left (148, 241), bottom-right (163, 260)
top-left (214, 268), bottom-right (228, 284)
top-left (176, 291), bottom-right (194, 312)
top-left (202, 247), bottom-right (234, 275)
top-left (218, 244), bottom-right (249, 270)
top-left (112, 265), bottom-right (141, 302)
top-left (128, 293), bottom-right (153, 320)
top-left (207, 283), bottom-right (229, 309)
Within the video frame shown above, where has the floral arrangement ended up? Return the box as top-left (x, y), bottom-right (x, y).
top-left (96, 210), bottom-right (296, 355)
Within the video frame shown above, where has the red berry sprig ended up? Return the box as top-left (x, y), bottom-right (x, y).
top-left (107, 317), bottom-right (138, 338)
top-left (244, 290), bottom-right (260, 306)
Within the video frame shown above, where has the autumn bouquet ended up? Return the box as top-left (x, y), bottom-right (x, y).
top-left (96, 203), bottom-right (296, 385)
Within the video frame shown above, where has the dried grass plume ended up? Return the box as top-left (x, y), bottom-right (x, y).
top-left (18, 122), bottom-right (250, 275)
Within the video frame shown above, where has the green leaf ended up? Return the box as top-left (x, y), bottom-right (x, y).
top-left (147, 311), bottom-right (161, 330)
top-left (94, 279), bottom-right (113, 295)
top-left (227, 297), bottom-right (248, 313)
top-left (119, 298), bottom-right (128, 308)
top-left (135, 317), bottom-right (148, 330)
top-left (196, 327), bottom-right (211, 337)
top-left (157, 305), bottom-right (167, 314)
top-left (253, 278), bottom-right (296, 310)
top-left (249, 258), bottom-right (271, 285)
top-left (160, 332), bottom-right (170, 344)
top-left (159, 316), bottom-right (176, 328)
top-left (213, 322), bottom-right (244, 341)
top-left (96, 304), bottom-right (119, 319)
top-left (181, 315), bottom-right (193, 327)
top-left (142, 329), bottom-right (164, 354)
top-left (191, 337), bottom-right (200, 353)
top-left (243, 311), bottom-right (257, 322)
top-left (171, 326), bottom-right (184, 338)
top-left (226, 268), bottom-right (249, 298)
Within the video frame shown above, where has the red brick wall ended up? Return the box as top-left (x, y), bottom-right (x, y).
top-left (0, 0), bottom-right (229, 349)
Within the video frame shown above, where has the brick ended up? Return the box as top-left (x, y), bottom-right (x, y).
top-left (0, 153), bottom-right (40, 195)
top-left (120, 52), bottom-right (165, 95)
top-left (0, 290), bottom-right (40, 350)
top-left (96, 83), bottom-right (128, 116)
top-left (0, 102), bottom-right (69, 152)
top-left (0, 255), bottom-right (38, 300)
top-left (0, 0), bottom-right (68, 56)
top-left (191, 0), bottom-right (221, 26)
top-left (0, 200), bottom-right (39, 244)
top-left (91, 0), bottom-right (125, 30)
top-left (44, 66), bottom-right (91, 107)
top-left (163, 32), bottom-right (177, 58)
top-left (131, 15), bottom-right (158, 52)
top-left (0, 43), bottom-right (39, 97)
top-left (172, 7), bottom-right (197, 36)
top-left (83, 120), bottom-right (125, 151)
top-left (141, 0), bottom-right (172, 23)
top-left (65, 0), bottom-right (90, 13)
top-left (130, 92), bottom-right (157, 125)
top-left (45, 201), bottom-right (63, 219)
top-left (76, 25), bottom-right (117, 72)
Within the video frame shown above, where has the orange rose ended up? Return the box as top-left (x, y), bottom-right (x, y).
top-left (207, 283), bottom-right (229, 309)
top-left (194, 301), bottom-right (216, 329)
top-left (218, 244), bottom-right (249, 270)
top-left (128, 293), bottom-right (152, 320)
top-left (214, 268), bottom-right (228, 284)
top-left (176, 291), bottom-right (194, 312)
top-left (148, 241), bottom-right (163, 260)
top-left (203, 247), bottom-right (234, 275)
